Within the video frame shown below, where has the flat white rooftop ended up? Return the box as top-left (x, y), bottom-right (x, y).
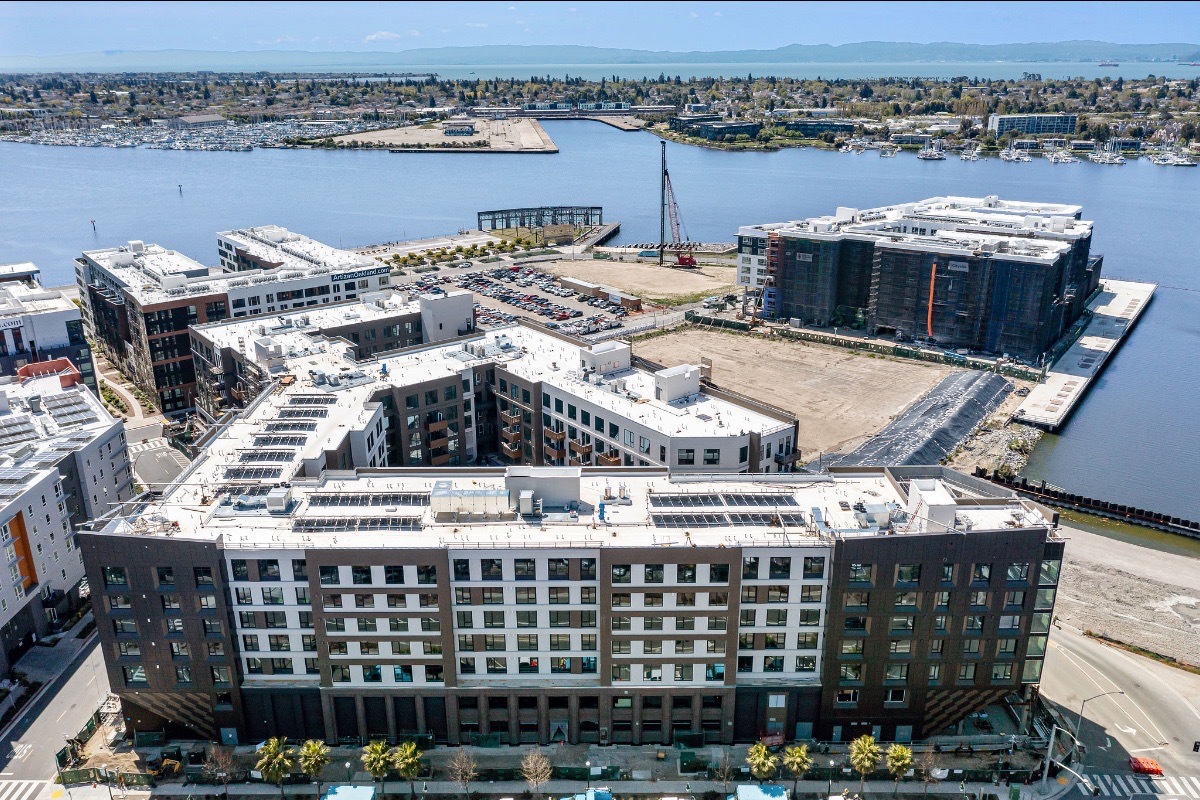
top-left (107, 466), bottom-right (1054, 551)
top-left (1014, 278), bottom-right (1156, 430)
top-left (219, 226), bottom-right (372, 271)
top-left (0, 280), bottom-right (78, 318)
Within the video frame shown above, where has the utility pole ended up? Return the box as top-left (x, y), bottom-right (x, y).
top-left (659, 140), bottom-right (667, 268)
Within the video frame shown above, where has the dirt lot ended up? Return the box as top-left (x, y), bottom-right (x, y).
top-left (330, 118), bottom-right (557, 152)
top-left (633, 328), bottom-right (955, 454)
top-left (1054, 520), bottom-right (1200, 664)
top-left (945, 382), bottom-right (1041, 475)
top-left (544, 259), bottom-right (739, 305)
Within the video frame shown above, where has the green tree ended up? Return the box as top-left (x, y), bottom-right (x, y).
top-left (782, 744), bottom-right (813, 798)
top-left (849, 735), bottom-right (883, 793)
top-left (745, 742), bottom-right (779, 784)
top-left (886, 744), bottom-right (914, 796)
top-left (361, 741), bottom-right (393, 794)
top-left (297, 740), bottom-right (330, 799)
top-left (391, 741), bottom-right (423, 800)
top-left (255, 737), bottom-right (295, 800)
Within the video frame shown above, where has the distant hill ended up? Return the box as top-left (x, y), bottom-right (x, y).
top-left (2, 41), bottom-right (1198, 73)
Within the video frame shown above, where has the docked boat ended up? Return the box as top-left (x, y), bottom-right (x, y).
top-left (1046, 148), bottom-right (1079, 164)
top-left (879, 145), bottom-right (898, 158)
top-left (916, 142), bottom-right (945, 160)
top-left (959, 147), bottom-right (981, 161)
top-left (999, 146), bottom-right (1031, 162)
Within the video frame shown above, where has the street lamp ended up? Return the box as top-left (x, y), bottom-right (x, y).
top-left (585, 760), bottom-right (591, 789)
top-left (829, 760), bottom-right (836, 798)
top-left (1076, 691), bottom-right (1125, 738)
top-left (345, 762), bottom-right (353, 784)
top-left (100, 764), bottom-right (114, 800)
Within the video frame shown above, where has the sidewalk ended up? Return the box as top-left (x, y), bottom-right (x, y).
top-left (16, 612), bottom-right (96, 685)
top-left (53, 775), bottom-right (1072, 800)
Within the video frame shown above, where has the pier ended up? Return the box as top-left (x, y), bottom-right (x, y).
top-left (1014, 278), bottom-right (1156, 431)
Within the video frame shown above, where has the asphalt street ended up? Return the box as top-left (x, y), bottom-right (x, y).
top-left (1041, 622), bottom-right (1200, 782)
top-left (0, 638), bottom-right (105, 783)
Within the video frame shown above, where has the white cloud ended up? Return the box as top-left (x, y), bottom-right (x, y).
top-left (713, 10), bottom-right (722, 16)
top-left (255, 36), bottom-right (295, 45)
top-left (464, 22), bottom-right (489, 28)
top-left (688, 11), bottom-right (699, 18)
top-left (364, 30), bottom-right (419, 42)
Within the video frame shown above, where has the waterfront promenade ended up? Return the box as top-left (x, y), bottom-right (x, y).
top-left (1015, 279), bottom-right (1156, 430)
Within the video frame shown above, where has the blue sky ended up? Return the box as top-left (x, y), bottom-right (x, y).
top-left (1, 1), bottom-right (1197, 55)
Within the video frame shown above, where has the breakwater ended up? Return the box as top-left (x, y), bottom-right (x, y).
top-left (976, 468), bottom-right (1200, 539)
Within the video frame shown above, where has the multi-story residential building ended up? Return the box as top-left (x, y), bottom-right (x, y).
top-left (80, 454), bottom-right (1060, 746)
top-left (986, 114), bottom-right (1078, 136)
top-left (0, 362), bottom-right (133, 671)
top-left (76, 228), bottom-right (389, 414)
top-left (736, 196), bottom-right (1103, 362)
top-left (0, 264), bottom-right (97, 393)
top-left (188, 292), bottom-right (798, 472)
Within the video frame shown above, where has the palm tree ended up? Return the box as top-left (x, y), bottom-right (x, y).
top-left (391, 741), bottom-right (423, 800)
top-left (298, 740), bottom-right (331, 799)
top-left (782, 744), bottom-right (813, 798)
top-left (256, 737), bottom-right (295, 800)
top-left (745, 742), bottom-right (779, 784)
top-left (361, 741), bottom-right (393, 795)
top-left (886, 744), bottom-right (914, 796)
top-left (848, 735), bottom-right (882, 793)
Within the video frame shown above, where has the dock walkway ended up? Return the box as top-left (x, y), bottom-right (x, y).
top-left (1014, 278), bottom-right (1155, 431)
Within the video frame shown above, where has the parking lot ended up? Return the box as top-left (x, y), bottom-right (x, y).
top-left (393, 263), bottom-right (637, 336)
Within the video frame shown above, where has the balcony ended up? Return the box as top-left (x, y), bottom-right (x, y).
top-left (597, 451), bottom-right (622, 467)
top-left (428, 418), bottom-right (450, 433)
top-left (501, 426), bottom-right (523, 444)
top-left (430, 452), bottom-right (451, 466)
top-left (569, 440), bottom-right (593, 457)
top-left (543, 427), bottom-right (566, 443)
top-left (501, 440), bottom-right (522, 458)
top-left (500, 408), bottom-right (522, 425)
top-left (428, 427), bottom-right (449, 444)
top-left (544, 442), bottom-right (565, 461)
top-left (569, 457), bottom-right (590, 467)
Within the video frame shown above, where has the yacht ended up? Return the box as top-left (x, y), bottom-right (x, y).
top-left (1046, 148), bottom-right (1079, 164)
top-left (879, 145), bottom-right (898, 158)
top-left (959, 147), bottom-right (981, 161)
top-left (999, 147), bottom-right (1031, 162)
top-left (916, 142), bottom-right (946, 160)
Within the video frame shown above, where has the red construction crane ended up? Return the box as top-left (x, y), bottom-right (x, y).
top-left (659, 141), bottom-right (697, 268)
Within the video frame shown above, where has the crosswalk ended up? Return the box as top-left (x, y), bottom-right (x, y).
top-left (1082, 774), bottom-right (1200, 797)
top-left (0, 780), bottom-right (50, 800)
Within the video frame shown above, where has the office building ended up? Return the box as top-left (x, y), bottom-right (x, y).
top-left (76, 228), bottom-right (390, 414)
top-left (986, 114), bottom-right (1078, 136)
top-left (0, 264), bottom-right (97, 393)
top-left (736, 196), bottom-right (1102, 362)
top-left (0, 363), bottom-right (133, 671)
top-left (81, 454), bottom-right (1060, 746)
top-left (188, 291), bottom-right (798, 472)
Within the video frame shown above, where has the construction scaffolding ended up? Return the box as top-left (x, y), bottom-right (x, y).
top-left (477, 206), bottom-right (603, 231)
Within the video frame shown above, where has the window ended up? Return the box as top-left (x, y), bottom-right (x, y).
top-left (420, 617), bottom-right (440, 632)
top-left (417, 565), bottom-right (437, 585)
top-left (742, 557), bottom-right (759, 579)
top-left (551, 657), bottom-right (572, 674)
top-left (841, 639), bottom-right (864, 655)
top-left (886, 663), bottom-right (909, 682)
top-left (803, 556), bottom-right (825, 579)
top-left (848, 563), bottom-right (873, 583)
top-left (797, 632), bottom-right (819, 649)
top-left (231, 560), bottom-right (249, 581)
top-left (965, 615), bottom-right (985, 631)
top-left (548, 558), bottom-right (569, 579)
top-left (928, 664), bottom-right (941, 682)
top-left (194, 567), bottom-right (214, 586)
top-left (611, 564), bottom-right (631, 584)
top-left (645, 616), bottom-right (664, 631)
top-left (958, 664), bottom-right (977, 682)
top-left (212, 666), bottom-right (231, 684)
top-left (487, 658), bottom-right (508, 674)
top-left (675, 664), bottom-right (693, 681)
top-left (258, 560), bottom-right (280, 581)
top-left (330, 665), bottom-right (350, 683)
top-left (1035, 588), bottom-right (1057, 610)
top-left (895, 591), bottom-right (918, 607)
top-left (580, 558), bottom-right (597, 580)
top-left (677, 616), bottom-right (695, 631)
top-left (580, 586), bottom-right (596, 604)
top-left (972, 563), bottom-right (992, 583)
top-left (235, 588), bottom-right (253, 605)
top-left (292, 559), bottom-right (307, 580)
top-left (262, 587), bottom-right (284, 605)
top-left (1007, 562), bottom-right (1030, 582)
top-left (844, 591), bottom-right (870, 608)
top-left (611, 640), bottom-right (631, 655)
top-left (800, 585), bottom-right (822, 603)
top-left (385, 565), bottom-right (405, 585)
top-left (644, 563), bottom-right (664, 583)
top-left (840, 664), bottom-right (862, 681)
top-left (705, 663), bottom-right (725, 681)
top-left (514, 559), bottom-right (536, 581)
top-left (319, 566), bottom-right (339, 585)
top-left (703, 449), bottom-right (720, 466)
top-left (611, 616), bottom-right (631, 631)
top-left (934, 591), bottom-right (950, 609)
top-left (962, 639), bottom-right (981, 655)
top-left (161, 594), bottom-right (181, 611)
top-left (709, 563), bottom-right (729, 583)
top-left (970, 590), bottom-right (989, 607)
top-left (482, 587), bottom-right (503, 605)
top-left (768, 586), bottom-right (789, 603)
top-left (999, 614), bottom-right (1023, 632)
top-left (269, 635), bottom-right (290, 652)
top-left (483, 611), bottom-right (504, 628)
top-left (325, 618), bottom-right (345, 633)
top-left (891, 616), bottom-right (914, 632)
top-left (890, 639), bottom-right (912, 655)
top-left (997, 638), bottom-right (1018, 655)
top-left (123, 666), bottom-right (147, 685)
top-left (515, 587), bottom-right (537, 605)
top-left (296, 587), bottom-right (310, 605)
top-left (676, 564), bottom-right (697, 584)
top-left (117, 642), bottom-right (141, 657)
top-left (1004, 590), bottom-right (1026, 608)
top-left (844, 615), bottom-right (868, 632)
top-left (645, 592), bottom-right (664, 607)
top-left (394, 665), bottom-right (414, 683)
top-left (885, 688), bottom-right (907, 703)
top-left (677, 592), bottom-right (696, 607)
top-left (1039, 559), bottom-right (1061, 585)
top-left (896, 564), bottom-right (921, 583)
top-left (766, 609), bottom-right (788, 626)
top-left (992, 663), bottom-right (1014, 682)
top-left (516, 611), bottom-right (538, 627)
top-left (768, 557), bottom-right (791, 579)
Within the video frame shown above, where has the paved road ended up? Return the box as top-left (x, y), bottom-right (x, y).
top-left (1041, 624), bottom-right (1200, 776)
top-left (1077, 772), bottom-right (1200, 798)
top-left (0, 638), bottom-right (105, 783)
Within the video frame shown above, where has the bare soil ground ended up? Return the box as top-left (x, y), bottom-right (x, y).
top-left (1055, 521), bottom-right (1200, 665)
top-left (330, 118), bottom-right (557, 152)
top-left (543, 259), bottom-right (738, 305)
top-left (945, 382), bottom-right (1041, 475)
top-left (633, 328), bottom-right (955, 454)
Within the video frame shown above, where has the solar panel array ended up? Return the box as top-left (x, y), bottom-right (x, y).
top-left (253, 435), bottom-right (309, 448)
top-left (294, 516), bottom-right (423, 533)
top-left (649, 493), bottom-right (806, 529)
top-left (265, 421), bottom-right (318, 432)
top-left (0, 417), bottom-right (38, 449)
top-left (43, 392), bottom-right (100, 427)
top-left (279, 408), bottom-right (328, 419)
top-left (308, 493), bottom-right (432, 507)
top-left (289, 395), bottom-right (338, 406)
top-left (649, 492), bottom-right (800, 508)
top-left (224, 465), bottom-right (283, 480)
top-left (238, 450), bottom-right (296, 463)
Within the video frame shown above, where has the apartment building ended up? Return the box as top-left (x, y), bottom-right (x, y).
top-left (76, 227), bottom-right (389, 414)
top-left (986, 114), bottom-right (1078, 136)
top-left (188, 294), bottom-right (797, 473)
top-left (0, 264), bottom-right (96, 393)
top-left (81, 458), bottom-right (1060, 747)
top-left (0, 363), bottom-right (133, 671)
top-left (736, 196), bottom-right (1102, 362)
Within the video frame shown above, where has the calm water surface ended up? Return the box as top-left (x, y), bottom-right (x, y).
top-left (1, 121), bottom-right (1196, 517)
